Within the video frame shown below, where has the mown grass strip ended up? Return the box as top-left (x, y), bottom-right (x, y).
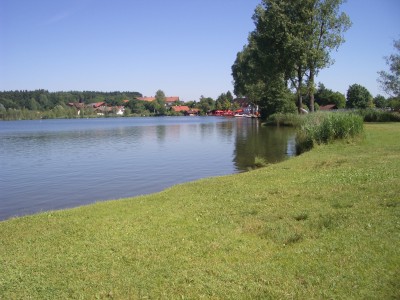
top-left (1, 123), bottom-right (399, 299)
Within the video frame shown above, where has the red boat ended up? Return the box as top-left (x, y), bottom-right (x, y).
top-left (211, 110), bottom-right (234, 117)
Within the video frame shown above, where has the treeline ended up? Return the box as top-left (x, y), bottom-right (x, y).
top-left (0, 90), bottom-right (142, 110)
top-left (0, 90), bottom-right (142, 120)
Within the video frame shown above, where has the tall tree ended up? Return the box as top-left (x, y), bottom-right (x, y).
top-left (216, 92), bottom-right (232, 110)
top-left (378, 39), bottom-right (400, 98)
top-left (232, 22), bottom-right (294, 116)
top-left (246, 0), bottom-right (312, 114)
top-left (155, 90), bottom-right (166, 102)
top-left (306, 0), bottom-right (351, 111)
top-left (314, 83), bottom-right (346, 108)
top-left (155, 90), bottom-right (166, 115)
top-left (373, 95), bottom-right (387, 108)
top-left (232, 0), bottom-right (350, 115)
top-left (346, 84), bottom-right (373, 109)
top-left (198, 96), bottom-right (215, 115)
top-left (232, 34), bottom-right (264, 100)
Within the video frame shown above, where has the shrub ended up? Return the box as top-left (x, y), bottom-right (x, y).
top-left (264, 113), bottom-right (303, 127)
top-left (357, 109), bottom-right (400, 122)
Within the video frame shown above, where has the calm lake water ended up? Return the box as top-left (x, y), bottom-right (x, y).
top-left (0, 117), bottom-right (295, 220)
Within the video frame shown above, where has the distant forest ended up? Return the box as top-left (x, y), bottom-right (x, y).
top-left (0, 90), bottom-right (142, 110)
top-left (0, 90), bottom-right (143, 120)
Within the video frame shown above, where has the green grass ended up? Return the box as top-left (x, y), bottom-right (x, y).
top-left (1, 124), bottom-right (399, 299)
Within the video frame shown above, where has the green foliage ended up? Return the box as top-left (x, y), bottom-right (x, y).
top-left (126, 99), bottom-right (146, 115)
top-left (123, 107), bottom-right (131, 116)
top-left (232, 0), bottom-right (350, 115)
top-left (356, 108), bottom-right (400, 122)
top-left (0, 90), bottom-right (142, 120)
top-left (373, 95), bottom-right (387, 108)
top-left (378, 39), bottom-right (400, 98)
top-left (231, 39), bottom-right (260, 98)
top-left (155, 89), bottom-right (166, 102)
top-left (346, 84), bottom-right (373, 108)
top-left (329, 92), bottom-right (346, 108)
top-left (105, 98), bottom-right (123, 107)
top-left (185, 100), bottom-right (197, 108)
top-left (215, 91), bottom-right (233, 110)
top-left (305, 0), bottom-right (351, 111)
top-left (265, 113), bottom-right (303, 127)
top-left (259, 79), bottom-right (297, 118)
top-left (295, 129), bottom-right (315, 153)
top-left (295, 112), bottom-right (364, 154)
top-left (314, 83), bottom-right (346, 108)
top-left (0, 108), bottom-right (41, 120)
top-left (314, 83), bottom-right (332, 105)
top-left (198, 96), bottom-right (215, 115)
top-left (388, 97), bottom-right (400, 111)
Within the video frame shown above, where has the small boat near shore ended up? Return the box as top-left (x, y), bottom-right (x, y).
top-left (234, 113), bottom-right (259, 118)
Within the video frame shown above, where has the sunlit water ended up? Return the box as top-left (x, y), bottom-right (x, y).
top-left (0, 117), bottom-right (295, 220)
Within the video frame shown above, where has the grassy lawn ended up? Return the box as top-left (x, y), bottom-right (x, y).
top-left (1, 123), bottom-right (399, 299)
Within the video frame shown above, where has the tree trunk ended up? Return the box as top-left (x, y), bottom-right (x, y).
top-left (297, 67), bottom-right (303, 114)
top-left (309, 67), bottom-right (315, 112)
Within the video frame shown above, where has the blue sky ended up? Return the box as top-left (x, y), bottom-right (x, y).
top-left (0, 0), bottom-right (399, 101)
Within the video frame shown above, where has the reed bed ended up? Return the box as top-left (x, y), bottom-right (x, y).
top-left (295, 112), bottom-right (364, 154)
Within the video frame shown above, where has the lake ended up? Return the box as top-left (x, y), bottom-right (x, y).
top-left (0, 117), bottom-right (296, 220)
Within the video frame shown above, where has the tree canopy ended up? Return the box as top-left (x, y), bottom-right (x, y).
top-left (154, 90), bottom-right (167, 115)
top-left (314, 83), bottom-right (346, 108)
top-left (378, 39), bottom-right (400, 98)
top-left (0, 90), bottom-right (142, 112)
top-left (232, 0), bottom-right (351, 117)
top-left (215, 91), bottom-right (234, 110)
top-left (346, 84), bottom-right (373, 109)
top-left (373, 95), bottom-right (387, 108)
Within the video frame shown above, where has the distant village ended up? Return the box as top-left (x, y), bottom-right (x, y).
top-left (0, 90), bottom-right (266, 120)
top-left (67, 96), bottom-right (261, 117)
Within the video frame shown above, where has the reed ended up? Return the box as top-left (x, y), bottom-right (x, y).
top-left (296, 112), bottom-right (364, 154)
top-left (357, 108), bottom-right (400, 122)
top-left (264, 113), bottom-right (303, 127)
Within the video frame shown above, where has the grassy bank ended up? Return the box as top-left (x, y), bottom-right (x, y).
top-left (1, 124), bottom-right (399, 299)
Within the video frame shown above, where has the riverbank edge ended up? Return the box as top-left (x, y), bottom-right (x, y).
top-left (1, 123), bottom-right (399, 299)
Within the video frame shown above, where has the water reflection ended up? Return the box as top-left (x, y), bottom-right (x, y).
top-left (156, 125), bottom-right (167, 143)
top-left (233, 119), bottom-right (296, 170)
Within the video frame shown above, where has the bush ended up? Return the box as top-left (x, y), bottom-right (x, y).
top-left (357, 109), bottom-right (400, 122)
top-left (264, 113), bottom-right (303, 127)
top-left (296, 112), bottom-right (364, 154)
